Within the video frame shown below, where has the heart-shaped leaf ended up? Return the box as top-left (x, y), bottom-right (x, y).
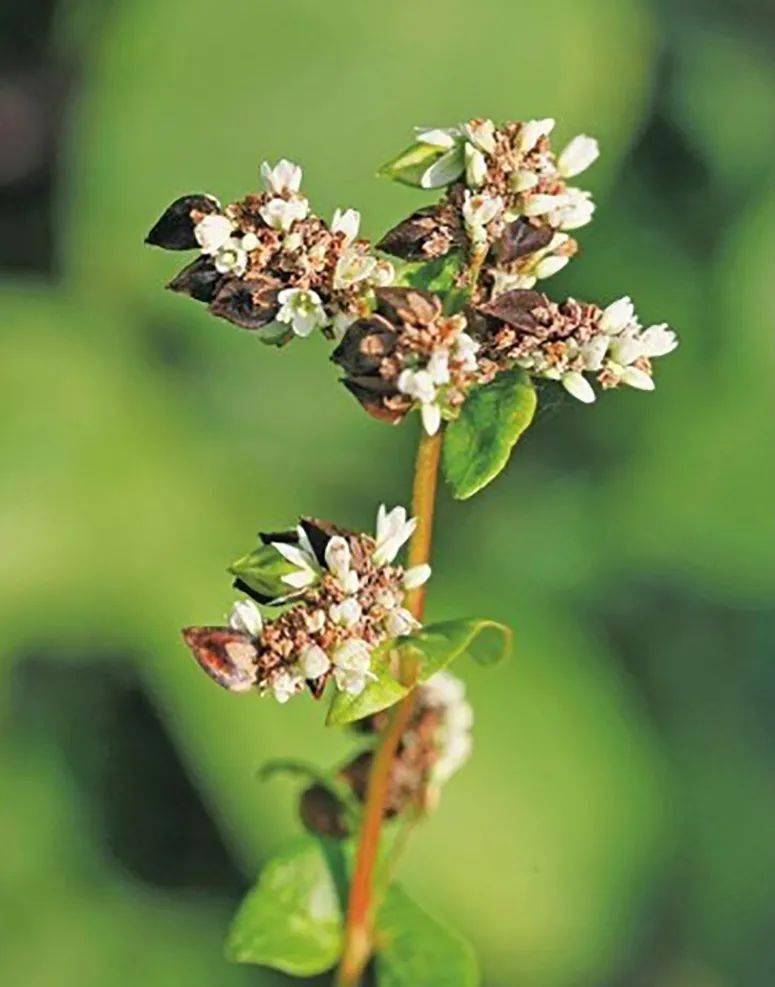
top-left (326, 641), bottom-right (409, 727)
top-left (225, 837), bottom-right (343, 976)
top-left (443, 369), bottom-right (537, 499)
top-left (402, 619), bottom-right (512, 682)
top-left (375, 884), bottom-right (479, 986)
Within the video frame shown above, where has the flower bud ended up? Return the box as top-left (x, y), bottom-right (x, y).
top-left (324, 536), bottom-right (351, 581)
top-left (561, 371), bottom-right (596, 404)
top-left (195, 214), bottom-right (235, 254)
top-left (464, 142), bottom-right (488, 188)
top-left (403, 564), bottom-right (431, 590)
top-left (229, 599), bottom-right (263, 637)
top-left (298, 643), bottom-right (331, 680)
top-left (600, 296), bottom-right (635, 334)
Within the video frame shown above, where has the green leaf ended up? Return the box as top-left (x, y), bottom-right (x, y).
top-left (225, 837), bottom-right (343, 976)
top-left (443, 368), bottom-right (537, 499)
top-left (326, 641), bottom-right (409, 726)
top-left (375, 885), bottom-right (479, 986)
top-left (401, 251), bottom-right (464, 295)
top-left (257, 320), bottom-right (294, 346)
top-left (377, 141), bottom-right (446, 188)
top-left (228, 542), bottom-right (302, 600)
top-left (402, 619), bottom-right (512, 682)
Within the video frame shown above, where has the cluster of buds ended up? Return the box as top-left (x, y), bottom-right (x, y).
top-left (379, 118), bottom-right (599, 300)
top-left (145, 159), bottom-right (393, 343)
top-left (300, 670), bottom-right (474, 836)
top-left (182, 507), bottom-right (431, 703)
top-left (474, 289), bottom-right (679, 402)
top-left (332, 287), bottom-right (485, 434)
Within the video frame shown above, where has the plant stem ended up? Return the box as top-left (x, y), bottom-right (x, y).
top-left (335, 428), bottom-right (443, 986)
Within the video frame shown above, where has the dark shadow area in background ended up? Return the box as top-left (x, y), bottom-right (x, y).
top-left (10, 655), bottom-right (247, 896)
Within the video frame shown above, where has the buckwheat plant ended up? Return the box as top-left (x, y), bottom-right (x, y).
top-left (146, 117), bottom-right (678, 986)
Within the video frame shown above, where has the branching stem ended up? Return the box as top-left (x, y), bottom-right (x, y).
top-left (335, 428), bottom-right (443, 986)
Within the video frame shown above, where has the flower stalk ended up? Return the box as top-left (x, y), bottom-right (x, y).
top-left (336, 429), bottom-right (442, 986)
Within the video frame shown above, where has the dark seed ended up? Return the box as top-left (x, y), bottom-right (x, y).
top-left (331, 315), bottom-right (397, 375)
top-left (145, 194), bottom-right (220, 250)
top-left (477, 289), bottom-right (547, 331)
top-left (299, 785), bottom-right (350, 839)
top-left (166, 255), bottom-right (223, 302)
top-left (375, 286), bottom-right (441, 326)
top-left (209, 276), bottom-right (280, 330)
top-left (489, 219), bottom-right (553, 265)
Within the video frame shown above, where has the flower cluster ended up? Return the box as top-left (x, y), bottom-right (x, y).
top-left (474, 289), bottom-right (679, 402)
top-left (145, 159), bottom-right (393, 343)
top-left (182, 507), bottom-right (430, 703)
top-left (379, 118), bottom-right (598, 299)
top-left (344, 670), bottom-right (474, 814)
top-left (332, 287), bottom-right (484, 434)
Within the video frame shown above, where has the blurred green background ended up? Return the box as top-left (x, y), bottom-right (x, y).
top-left (1, 1), bottom-right (773, 984)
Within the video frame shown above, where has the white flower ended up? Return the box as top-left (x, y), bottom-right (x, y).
top-left (509, 169), bottom-right (539, 192)
top-left (420, 402), bottom-right (442, 436)
top-left (384, 607), bottom-right (419, 637)
top-left (276, 288), bottom-right (329, 337)
top-left (562, 371), bottom-right (596, 404)
top-left (194, 214), bottom-right (234, 254)
top-left (241, 232), bottom-right (259, 252)
top-left (331, 207), bottom-right (361, 243)
top-left (403, 563), bottom-right (431, 590)
top-left (462, 191), bottom-right (503, 231)
top-left (297, 643), bottom-right (331, 680)
top-left (213, 239), bottom-right (248, 276)
top-left (534, 254), bottom-right (569, 279)
top-left (260, 159), bottom-right (303, 195)
top-left (272, 536), bottom-right (320, 589)
top-left (550, 188), bottom-right (595, 230)
top-left (373, 504), bottom-right (416, 566)
top-left (454, 331), bottom-right (479, 371)
top-left (414, 126), bottom-right (459, 149)
top-left (271, 670), bottom-right (304, 704)
top-left (283, 231), bottom-right (303, 252)
top-left (427, 349), bottom-right (450, 385)
top-left (580, 335), bottom-right (610, 372)
top-left (640, 323), bottom-right (678, 358)
top-left (621, 365), bottom-right (655, 391)
top-left (329, 597), bottom-right (362, 629)
top-left (600, 296), bottom-right (635, 334)
top-left (557, 135), bottom-right (599, 178)
top-left (522, 193), bottom-right (567, 217)
top-left (341, 570), bottom-right (360, 594)
top-left (376, 588), bottom-right (398, 610)
top-left (324, 535), bottom-right (351, 582)
top-left (332, 638), bottom-right (375, 695)
top-left (259, 196), bottom-right (309, 231)
top-left (464, 142), bottom-right (488, 188)
top-left (463, 118), bottom-right (496, 154)
top-left (334, 246), bottom-right (377, 289)
top-left (434, 731), bottom-right (473, 783)
top-left (398, 368), bottom-right (437, 405)
top-left (518, 117), bottom-right (555, 153)
top-left (229, 599), bottom-right (263, 637)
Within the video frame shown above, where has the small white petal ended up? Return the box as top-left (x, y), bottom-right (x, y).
top-left (329, 597), bottom-right (362, 629)
top-left (509, 169), bottom-right (539, 192)
top-left (229, 599), bottom-right (263, 637)
top-left (639, 323), bottom-right (678, 358)
top-left (271, 669), bottom-right (303, 703)
top-left (562, 371), bottom-right (596, 404)
top-left (260, 159), bottom-right (303, 195)
top-left (403, 563), bottom-right (431, 590)
top-left (385, 607), bottom-right (419, 638)
top-left (414, 127), bottom-right (457, 149)
top-left (462, 119), bottom-right (496, 154)
top-left (557, 135), bottom-right (600, 178)
top-left (331, 207), bottom-right (361, 243)
top-left (600, 296), bottom-right (635, 335)
top-left (324, 536), bottom-right (351, 581)
top-left (518, 117), bottom-right (555, 153)
top-left (621, 366), bottom-right (655, 391)
top-left (535, 254), bottom-right (569, 279)
top-left (194, 214), bottom-right (234, 254)
top-left (580, 335), bottom-right (610, 371)
top-left (427, 349), bottom-right (450, 385)
top-left (464, 142), bottom-right (488, 188)
top-left (522, 193), bottom-right (567, 217)
top-left (297, 644), bottom-right (331, 680)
